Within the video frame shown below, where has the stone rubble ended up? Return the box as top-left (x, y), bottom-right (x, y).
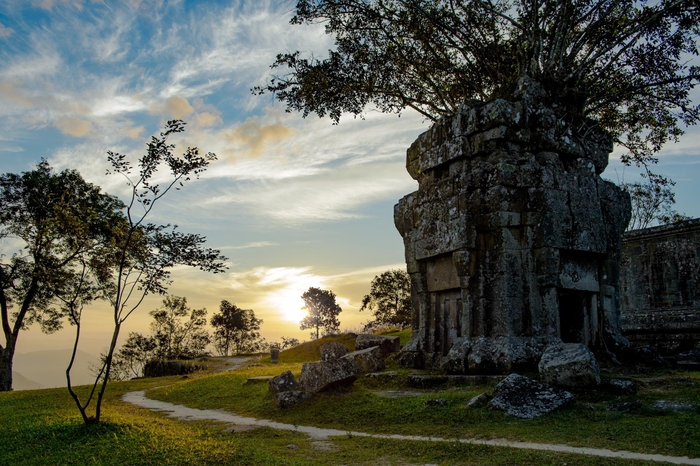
top-left (538, 343), bottom-right (601, 388)
top-left (488, 373), bottom-right (575, 419)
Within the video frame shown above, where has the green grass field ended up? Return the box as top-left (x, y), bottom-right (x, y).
top-left (2, 333), bottom-right (699, 465)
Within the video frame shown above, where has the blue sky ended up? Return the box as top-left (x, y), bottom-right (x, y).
top-left (1, 0), bottom-right (698, 357)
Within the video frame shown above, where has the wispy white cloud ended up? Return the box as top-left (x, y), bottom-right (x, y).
top-left (0, 23), bottom-right (14, 39)
top-left (220, 241), bottom-right (279, 250)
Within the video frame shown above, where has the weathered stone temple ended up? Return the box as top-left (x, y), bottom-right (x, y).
top-left (620, 219), bottom-right (700, 354)
top-left (394, 80), bottom-right (631, 373)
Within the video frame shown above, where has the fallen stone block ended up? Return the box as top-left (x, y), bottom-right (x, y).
top-left (355, 334), bottom-right (401, 357)
top-left (649, 400), bottom-right (697, 412)
top-left (607, 401), bottom-right (642, 412)
top-left (488, 373), bottom-right (575, 419)
top-left (600, 377), bottom-right (637, 395)
top-left (299, 358), bottom-right (357, 393)
top-left (467, 336), bottom-right (557, 375)
top-left (319, 341), bottom-right (351, 361)
top-left (268, 371), bottom-right (302, 394)
top-left (341, 346), bottom-right (385, 374)
top-left (396, 337), bottom-right (424, 369)
top-left (274, 390), bottom-right (313, 409)
top-left (440, 338), bottom-right (472, 374)
top-left (538, 343), bottom-right (601, 388)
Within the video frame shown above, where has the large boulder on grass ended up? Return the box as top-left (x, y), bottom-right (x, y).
top-left (319, 341), bottom-right (351, 361)
top-left (488, 373), bottom-right (575, 419)
top-left (538, 343), bottom-right (601, 388)
top-left (299, 358), bottom-right (357, 393)
top-left (274, 390), bottom-right (313, 409)
top-left (355, 334), bottom-right (400, 357)
top-left (268, 371), bottom-right (302, 394)
top-left (341, 346), bottom-right (385, 374)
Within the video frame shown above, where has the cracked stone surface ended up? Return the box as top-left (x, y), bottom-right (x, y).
top-left (395, 78), bottom-right (631, 371)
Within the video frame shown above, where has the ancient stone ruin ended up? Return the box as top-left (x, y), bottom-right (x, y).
top-left (394, 78), bottom-right (631, 372)
top-left (620, 218), bottom-right (700, 354)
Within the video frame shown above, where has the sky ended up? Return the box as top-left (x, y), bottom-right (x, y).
top-left (1, 0), bottom-right (699, 361)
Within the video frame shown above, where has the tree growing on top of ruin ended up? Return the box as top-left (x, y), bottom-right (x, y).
top-left (257, 0), bottom-right (699, 171)
top-left (360, 269), bottom-right (412, 331)
top-left (300, 287), bottom-right (342, 339)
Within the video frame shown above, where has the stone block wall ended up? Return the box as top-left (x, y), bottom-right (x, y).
top-left (394, 78), bottom-right (631, 370)
top-left (620, 219), bottom-right (700, 354)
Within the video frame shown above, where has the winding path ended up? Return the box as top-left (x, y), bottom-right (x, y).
top-left (122, 390), bottom-right (700, 465)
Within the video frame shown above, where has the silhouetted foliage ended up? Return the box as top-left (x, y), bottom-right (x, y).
top-left (622, 173), bottom-right (689, 230)
top-left (360, 269), bottom-right (412, 331)
top-left (0, 160), bottom-right (125, 392)
top-left (67, 120), bottom-right (227, 425)
top-left (210, 300), bottom-right (264, 356)
top-left (150, 295), bottom-right (210, 360)
top-left (300, 287), bottom-right (342, 339)
top-left (280, 335), bottom-right (301, 349)
top-left (258, 0), bottom-right (699, 171)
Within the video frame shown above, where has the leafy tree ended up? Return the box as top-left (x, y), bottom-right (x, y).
top-left (622, 173), bottom-right (689, 230)
top-left (67, 120), bottom-right (227, 424)
top-left (150, 295), bottom-right (210, 360)
top-left (210, 300), bottom-right (264, 356)
top-left (0, 160), bottom-right (124, 392)
top-left (280, 336), bottom-right (301, 349)
top-left (360, 269), bottom-right (411, 331)
top-left (258, 0), bottom-right (699, 171)
top-left (98, 332), bottom-right (157, 381)
top-left (300, 287), bottom-right (342, 339)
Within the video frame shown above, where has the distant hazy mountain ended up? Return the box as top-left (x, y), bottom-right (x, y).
top-left (12, 371), bottom-right (44, 391)
top-left (13, 349), bottom-right (99, 389)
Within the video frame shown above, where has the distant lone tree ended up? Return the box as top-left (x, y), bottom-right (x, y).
top-left (258, 0), bottom-right (699, 172)
top-left (360, 269), bottom-right (412, 331)
top-left (210, 300), bottom-right (264, 356)
top-left (300, 287), bottom-right (342, 339)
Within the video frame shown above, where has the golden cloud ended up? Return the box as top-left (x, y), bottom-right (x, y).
top-left (125, 125), bottom-right (145, 140)
top-left (54, 117), bottom-right (94, 137)
top-left (149, 95), bottom-right (194, 120)
top-left (0, 81), bottom-right (35, 107)
top-left (193, 111), bottom-right (222, 128)
top-left (223, 119), bottom-right (296, 158)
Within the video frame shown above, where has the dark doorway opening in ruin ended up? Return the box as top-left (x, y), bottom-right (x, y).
top-left (559, 290), bottom-right (588, 343)
top-left (435, 290), bottom-right (462, 356)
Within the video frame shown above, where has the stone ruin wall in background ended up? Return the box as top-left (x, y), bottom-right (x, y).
top-left (394, 79), bottom-right (631, 371)
top-left (620, 219), bottom-right (700, 355)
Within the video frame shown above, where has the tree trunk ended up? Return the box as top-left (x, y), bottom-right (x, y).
top-left (0, 343), bottom-right (15, 391)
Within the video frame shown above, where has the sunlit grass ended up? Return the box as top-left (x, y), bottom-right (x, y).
top-left (3, 334), bottom-right (700, 465)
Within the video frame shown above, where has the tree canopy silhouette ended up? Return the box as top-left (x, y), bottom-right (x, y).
top-left (258, 0), bottom-right (699, 169)
top-left (300, 287), bottom-right (342, 339)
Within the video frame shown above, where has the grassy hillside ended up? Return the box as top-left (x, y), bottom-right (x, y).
top-left (2, 333), bottom-right (699, 465)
